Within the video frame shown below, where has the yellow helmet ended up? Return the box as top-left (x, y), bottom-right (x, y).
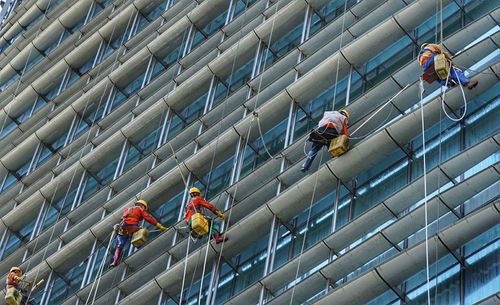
top-left (339, 109), bottom-right (349, 119)
top-left (135, 199), bottom-right (148, 210)
top-left (10, 267), bottom-right (22, 273)
top-left (189, 187), bottom-right (201, 195)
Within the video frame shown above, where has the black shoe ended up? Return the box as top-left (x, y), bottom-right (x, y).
top-left (301, 166), bottom-right (308, 172)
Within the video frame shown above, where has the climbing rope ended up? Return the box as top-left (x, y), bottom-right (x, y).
top-left (289, 150), bottom-right (324, 304)
top-left (439, 65), bottom-right (468, 122)
top-left (349, 84), bottom-right (410, 138)
top-left (0, 0), bottom-right (57, 138)
top-left (84, 230), bottom-right (116, 305)
top-left (22, 5), bottom-right (138, 302)
top-left (419, 77), bottom-right (431, 305)
top-left (177, 1), bottom-right (258, 303)
top-left (331, 0), bottom-right (349, 111)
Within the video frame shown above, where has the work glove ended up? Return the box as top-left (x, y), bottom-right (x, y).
top-left (156, 223), bottom-right (167, 231)
top-left (215, 210), bottom-right (225, 220)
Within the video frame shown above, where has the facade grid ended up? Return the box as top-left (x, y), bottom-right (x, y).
top-left (0, 0), bottom-right (498, 305)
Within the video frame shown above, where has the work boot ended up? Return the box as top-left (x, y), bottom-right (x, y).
top-left (109, 247), bottom-right (122, 268)
top-left (213, 233), bottom-right (228, 244)
top-left (466, 79), bottom-right (478, 90)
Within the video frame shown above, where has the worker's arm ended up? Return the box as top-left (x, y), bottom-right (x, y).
top-left (341, 119), bottom-right (349, 137)
top-left (140, 210), bottom-right (159, 226)
top-left (198, 198), bottom-right (218, 214)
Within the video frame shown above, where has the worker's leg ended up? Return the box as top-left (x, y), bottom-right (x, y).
top-left (302, 142), bottom-right (323, 172)
top-left (209, 220), bottom-right (227, 244)
top-left (450, 66), bottom-right (478, 89)
top-left (110, 234), bottom-right (129, 267)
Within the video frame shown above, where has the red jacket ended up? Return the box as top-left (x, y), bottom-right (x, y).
top-left (122, 206), bottom-right (158, 226)
top-left (6, 271), bottom-right (21, 289)
top-left (184, 196), bottom-right (218, 223)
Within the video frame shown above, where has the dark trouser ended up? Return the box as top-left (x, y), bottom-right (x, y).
top-left (302, 127), bottom-right (339, 171)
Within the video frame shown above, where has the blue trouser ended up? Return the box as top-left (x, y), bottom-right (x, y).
top-left (302, 126), bottom-right (339, 171)
top-left (115, 223), bottom-right (139, 248)
top-left (422, 54), bottom-right (470, 86)
top-left (303, 142), bottom-right (325, 171)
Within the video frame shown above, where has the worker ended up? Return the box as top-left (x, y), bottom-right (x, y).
top-left (301, 109), bottom-right (349, 172)
top-left (184, 187), bottom-right (227, 244)
top-left (418, 43), bottom-right (478, 89)
top-left (5, 266), bottom-right (35, 305)
top-left (109, 200), bottom-right (167, 267)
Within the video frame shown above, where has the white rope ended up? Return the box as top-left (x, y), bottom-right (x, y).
top-left (349, 84), bottom-right (410, 137)
top-left (178, 232), bottom-right (191, 305)
top-left (331, 0), bottom-right (349, 111)
top-left (180, 1), bottom-right (257, 302)
top-left (85, 231), bottom-right (116, 305)
top-left (419, 77), bottom-right (431, 305)
top-left (289, 150), bottom-right (324, 305)
top-left (0, 0), bottom-right (56, 137)
top-left (23, 5), bottom-right (138, 301)
top-left (440, 65), bottom-right (468, 122)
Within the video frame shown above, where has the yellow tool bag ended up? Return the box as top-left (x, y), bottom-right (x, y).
top-left (329, 135), bottom-right (349, 157)
top-left (191, 213), bottom-right (209, 236)
top-left (5, 287), bottom-right (22, 305)
top-left (434, 53), bottom-right (450, 80)
top-left (131, 228), bottom-right (149, 247)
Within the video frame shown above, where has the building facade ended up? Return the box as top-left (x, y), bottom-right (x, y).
top-left (0, 0), bottom-right (498, 304)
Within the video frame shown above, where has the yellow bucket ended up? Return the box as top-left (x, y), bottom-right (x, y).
top-left (131, 228), bottom-right (149, 247)
top-left (329, 135), bottom-right (349, 157)
top-left (191, 213), bottom-right (209, 236)
top-left (5, 287), bottom-right (22, 305)
top-left (434, 53), bottom-right (450, 80)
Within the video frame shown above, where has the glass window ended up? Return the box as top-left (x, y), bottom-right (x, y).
top-left (353, 148), bottom-right (407, 217)
top-left (239, 118), bottom-right (286, 179)
top-left (232, 0), bottom-right (258, 19)
top-left (24, 52), bottom-right (45, 73)
top-left (204, 156), bottom-right (234, 198)
top-left (25, 13), bottom-right (43, 31)
top-left (1, 172), bottom-right (18, 194)
top-left (105, 87), bottom-right (127, 113)
top-left (95, 156), bottom-right (119, 186)
top-left (7, 30), bottom-right (22, 45)
top-left (1, 219), bottom-right (36, 259)
top-left (87, 0), bottom-right (112, 21)
top-left (464, 238), bottom-right (500, 304)
top-left (413, 2), bottom-right (461, 47)
top-left (308, 0), bottom-right (357, 37)
top-left (0, 118), bottom-right (18, 139)
top-left (45, 261), bottom-right (87, 305)
top-left (1, 233), bottom-right (21, 259)
top-left (148, 191), bottom-right (184, 240)
top-left (15, 96), bottom-right (46, 124)
top-left (201, 8), bottom-right (228, 37)
top-left (122, 70), bottom-right (147, 97)
top-left (79, 174), bottom-right (101, 203)
top-left (274, 190), bottom-right (336, 270)
top-left (15, 159), bottom-right (32, 178)
top-left (178, 272), bottom-right (212, 305)
top-left (362, 36), bottom-right (413, 91)
top-left (122, 124), bottom-right (162, 173)
top-left (31, 143), bottom-right (53, 171)
top-left (40, 188), bottom-right (77, 233)
top-left (146, 0), bottom-right (171, 21)
top-left (464, 84), bottom-right (499, 148)
top-left (258, 19), bottom-right (304, 73)
top-left (215, 232), bottom-right (270, 304)
top-left (0, 72), bottom-right (20, 91)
